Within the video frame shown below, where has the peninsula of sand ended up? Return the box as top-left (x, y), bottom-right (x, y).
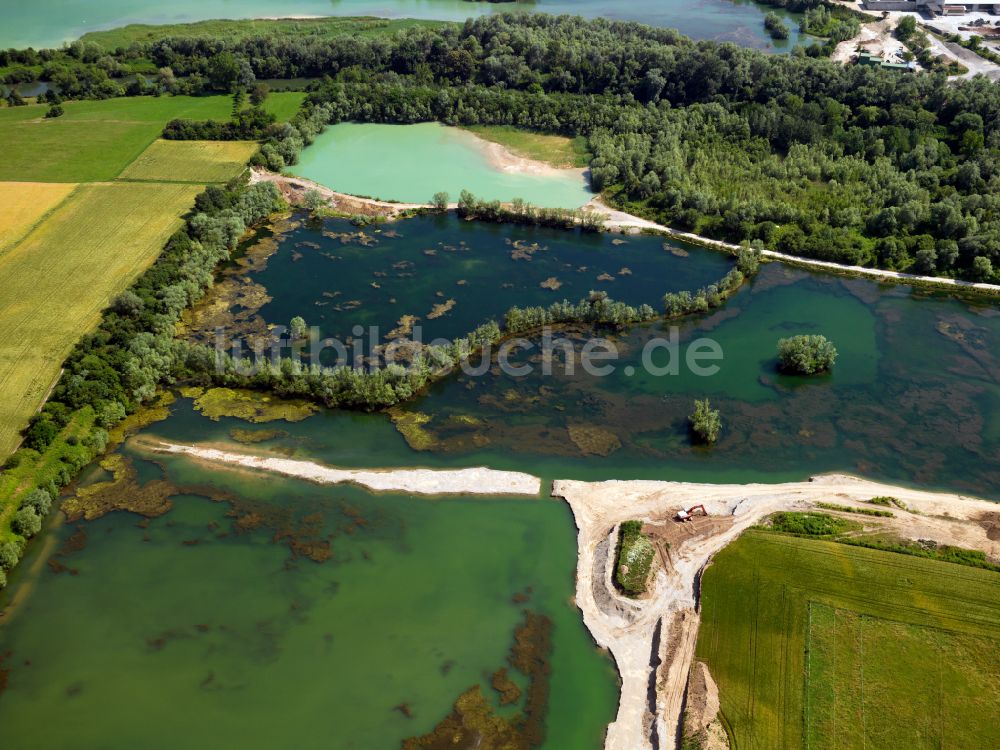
top-left (145, 442), bottom-right (1000, 749)
top-left (555, 474), bottom-right (1000, 750)
top-left (154, 441), bottom-right (542, 495)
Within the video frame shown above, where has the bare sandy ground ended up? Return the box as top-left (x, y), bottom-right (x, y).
top-left (154, 441), bottom-right (541, 495)
top-left (553, 474), bottom-right (1000, 750)
top-left (831, 18), bottom-right (905, 65)
top-left (476, 137), bottom-right (590, 183)
top-left (250, 168), bottom-right (441, 217)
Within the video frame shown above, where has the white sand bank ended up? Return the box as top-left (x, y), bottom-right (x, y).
top-left (155, 441), bottom-right (541, 495)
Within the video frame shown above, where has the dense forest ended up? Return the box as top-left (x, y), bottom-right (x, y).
top-left (145, 15), bottom-right (1000, 281)
top-left (7, 14), bottom-right (1000, 278)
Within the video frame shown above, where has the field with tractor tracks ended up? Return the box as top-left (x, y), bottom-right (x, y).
top-left (0, 182), bottom-right (202, 458)
top-left (697, 531), bottom-right (1000, 749)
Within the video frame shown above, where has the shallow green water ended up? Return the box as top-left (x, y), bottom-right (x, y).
top-left (290, 123), bottom-right (595, 208)
top-left (0, 0), bottom-right (807, 51)
top-left (251, 213), bottom-right (731, 343)
top-left (0, 451), bottom-right (618, 748)
top-left (1, 214), bottom-right (997, 750)
top-left (217, 213), bottom-right (999, 497)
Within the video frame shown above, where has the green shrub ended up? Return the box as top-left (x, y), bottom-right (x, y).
top-left (615, 520), bottom-right (656, 596)
top-left (777, 334), bottom-right (837, 375)
top-left (0, 541), bottom-right (20, 570)
top-left (20, 488), bottom-right (52, 516)
top-left (12, 507), bottom-right (42, 538)
top-left (816, 502), bottom-right (893, 518)
top-left (765, 512), bottom-right (857, 537)
top-left (689, 399), bottom-right (721, 444)
top-left (869, 495), bottom-right (907, 510)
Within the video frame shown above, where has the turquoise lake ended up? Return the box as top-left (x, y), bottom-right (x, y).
top-left (0, 0), bottom-right (807, 51)
top-left (290, 123), bottom-right (595, 208)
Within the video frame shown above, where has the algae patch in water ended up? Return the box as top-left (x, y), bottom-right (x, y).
top-left (567, 424), bottom-right (622, 456)
top-left (539, 276), bottom-right (562, 290)
top-left (62, 454), bottom-right (174, 522)
top-left (388, 408), bottom-right (438, 451)
top-left (182, 387), bottom-right (317, 423)
top-left (106, 391), bottom-right (175, 449)
top-left (229, 427), bottom-right (288, 444)
top-left (403, 611), bottom-right (553, 750)
top-left (427, 298), bottom-right (456, 320)
top-left (491, 668), bottom-right (521, 706)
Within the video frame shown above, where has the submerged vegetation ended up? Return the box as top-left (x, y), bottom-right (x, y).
top-left (403, 610), bottom-right (554, 749)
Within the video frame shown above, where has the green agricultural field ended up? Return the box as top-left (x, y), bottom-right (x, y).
top-left (806, 604), bottom-right (1000, 750)
top-left (696, 531), bottom-right (1000, 749)
top-left (79, 17), bottom-right (447, 49)
top-left (118, 140), bottom-right (259, 183)
top-left (0, 93), bottom-right (304, 182)
top-left (0, 182), bottom-right (202, 459)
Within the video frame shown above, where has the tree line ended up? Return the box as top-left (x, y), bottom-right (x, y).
top-left (143, 14), bottom-right (1000, 281)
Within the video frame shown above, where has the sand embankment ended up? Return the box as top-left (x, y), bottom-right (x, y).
top-left (554, 473), bottom-right (1000, 750)
top-left (154, 441), bottom-right (541, 495)
top-left (584, 195), bottom-right (1000, 295)
top-left (250, 168), bottom-right (441, 217)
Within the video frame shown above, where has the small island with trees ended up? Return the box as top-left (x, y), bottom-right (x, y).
top-left (689, 399), bottom-right (722, 444)
top-left (777, 334), bottom-right (838, 375)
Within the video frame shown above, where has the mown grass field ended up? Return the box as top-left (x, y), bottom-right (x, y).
top-left (0, 93), bottom-right (304, 182)
top-left (806, 604), bottom-right (1000, 750)
top-left (118, 139), bottom-right (259, 183)
top-left (463, 125), bottom-right (592, 168)
top-left (79, 16), bottom-right (447, 49)
top-left (0, 182), bottom-right (202, 459)
top-left (0, 181), bottom-right (76, 254)
top-left (696, 531), bottom-right (1000, 749)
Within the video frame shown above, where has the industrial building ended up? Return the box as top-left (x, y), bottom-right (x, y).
top-left (863, 1), bottom-right (1000, 15)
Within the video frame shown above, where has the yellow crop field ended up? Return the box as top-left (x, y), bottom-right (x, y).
top-left (0, 182), bottom-right (78, 255)
top-left (117, 139), bottom-right (259, 183)
top-left (0, 182), bottom-right (202, 457)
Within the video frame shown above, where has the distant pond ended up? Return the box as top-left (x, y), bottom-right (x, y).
top-left (289, 122), bottom-right (595, 209)
top-left (0, 0), bottom-right (808, 51)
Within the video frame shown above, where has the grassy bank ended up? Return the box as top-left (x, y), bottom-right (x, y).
top-left (79, 17), bottom-right (449, 49)
top-left (697, 531), bottom-right (1000, 749)
top-left (462, 125), bottom-right (591, 169)
top-left (614, 520), bottom-right (655, 595)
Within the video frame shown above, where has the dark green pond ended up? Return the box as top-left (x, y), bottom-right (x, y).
top-left (1, 213), bottom-right (997, 749)
top-left (252, 213), bottom-right (732, 343)
top-left (231, 213), bottom-right (998, 497)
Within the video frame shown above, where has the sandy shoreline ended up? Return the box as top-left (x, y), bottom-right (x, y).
top-left (553, 474), bottom-right (1000, 750)
top-left (475, 136), bottom-right (589, 183)
top-left (153, 441), bottom-right (541, 496)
